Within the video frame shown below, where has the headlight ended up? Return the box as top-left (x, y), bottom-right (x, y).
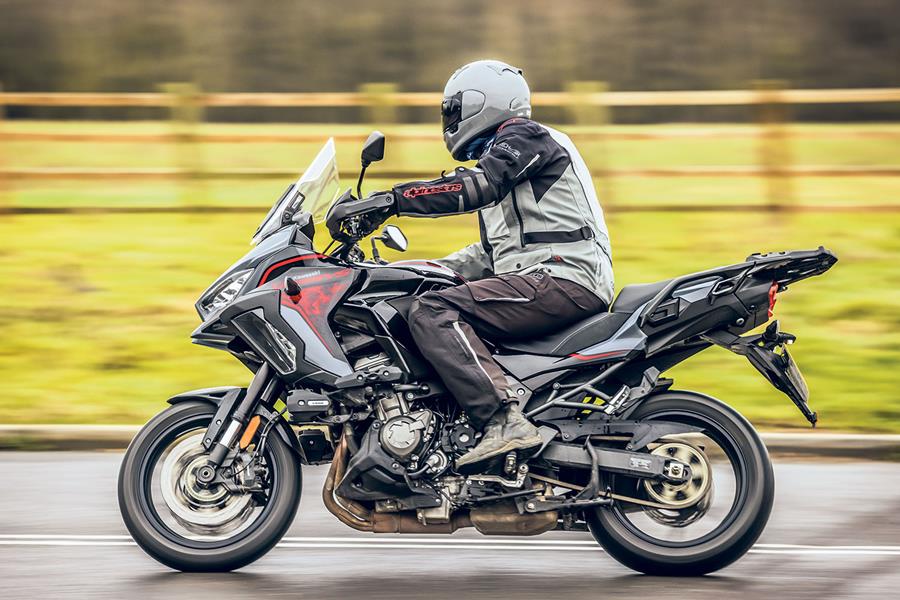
top-left (197, 269), bottom-right (253, 318)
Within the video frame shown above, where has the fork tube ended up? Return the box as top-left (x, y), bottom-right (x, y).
top-left (207, 363), bottom-right (272, 468)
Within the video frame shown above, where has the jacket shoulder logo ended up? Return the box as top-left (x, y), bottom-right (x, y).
top-left (495, 141), bottom-right (521, 159)
top-left (402, 183), bottom-right (463, 198)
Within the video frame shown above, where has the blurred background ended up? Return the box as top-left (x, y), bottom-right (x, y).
top-left (0, 0), bottom-right (897, 432)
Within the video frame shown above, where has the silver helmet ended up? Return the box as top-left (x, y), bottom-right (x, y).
top-left (441, 60), bottom-right (532, 161)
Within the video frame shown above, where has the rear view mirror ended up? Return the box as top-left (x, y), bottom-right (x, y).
top-left (381, 225), bottom-right (408, 252)
top-left (361, 131), bottom-right (385, 167)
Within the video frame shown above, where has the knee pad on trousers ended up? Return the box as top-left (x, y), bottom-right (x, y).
top-left (408, 293), bottom-right (450, 342)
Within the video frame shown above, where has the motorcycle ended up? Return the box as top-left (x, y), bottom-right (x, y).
top-left (118, 132), bottom-right (838, 575)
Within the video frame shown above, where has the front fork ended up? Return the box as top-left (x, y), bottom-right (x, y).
top-left (197, 363), bottom-right (279, 484)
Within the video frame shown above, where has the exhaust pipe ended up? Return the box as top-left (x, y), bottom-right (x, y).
top-left (322, 436), bottom-right (376, 531)
top-left (322, 436), bottom-right (472, 533)
top-left (321, 435), bottom-right (556, 535)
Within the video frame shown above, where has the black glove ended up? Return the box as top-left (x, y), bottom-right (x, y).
top-left (326, 192), bottom-right (397, 241)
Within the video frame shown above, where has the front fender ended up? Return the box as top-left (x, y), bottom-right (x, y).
top-left (168, 386), bottom-right (245, 405)
top-left (167, 387), bottom-right (307, 463)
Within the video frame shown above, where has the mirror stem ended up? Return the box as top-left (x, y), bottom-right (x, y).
top-left (356, 162), bottom-right (369, 198)
top-left (370, 235), bottom-right (384, 264)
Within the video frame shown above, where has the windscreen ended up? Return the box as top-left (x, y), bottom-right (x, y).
top-left (251, 138), bottom-right (341, 245)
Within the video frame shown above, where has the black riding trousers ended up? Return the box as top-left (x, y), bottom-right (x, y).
top-left (408, 271), bottom-right (607, 429)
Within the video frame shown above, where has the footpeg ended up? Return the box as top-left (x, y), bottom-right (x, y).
top-left (504, 452), bottom-right (517, 476)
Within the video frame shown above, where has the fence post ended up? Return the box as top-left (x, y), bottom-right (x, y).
top-left (566, 80), bottom-right (613, 207)
top-left (0, 82), bottom-right (8, 212)
top-left (753, 80), bottom-right (793, 210)
top-left (360, 83), bottom-right (398, 126)
top-left (162, 82), bottom-right (205, 204)
top-left (360, 83), bottom-right (399, 175)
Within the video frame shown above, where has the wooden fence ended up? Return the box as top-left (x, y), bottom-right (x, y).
top-left (1, 82), bottom-right (899, 213)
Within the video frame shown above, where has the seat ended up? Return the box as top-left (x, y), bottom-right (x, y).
top-left (497, 278), bottom-right (676, 357)
top-left (610, 278), bottom-right (673, 313)
top-left (498, 311), bottom-right (630, 357)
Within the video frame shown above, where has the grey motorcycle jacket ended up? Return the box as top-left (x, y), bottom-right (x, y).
top-left (393, 118), bottom-right (614, 304)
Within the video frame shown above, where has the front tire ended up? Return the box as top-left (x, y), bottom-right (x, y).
top-left (586, 391), bottom-right (774, 576)
top-left (118, 401), bottom-right (301, 571)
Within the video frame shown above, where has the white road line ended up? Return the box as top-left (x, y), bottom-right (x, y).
top-left (1, 534), bottom-right (899, 555)
top-left (0, 534), bottom-right (134, 540)
top-left (278, 543), bottom-right (592, 551)
top-left (748, 549), bottom-right (900, 556)
top-left (287, 537), bottom-right (596, 545)
top-left (0, 540), bottom-right (136, 546)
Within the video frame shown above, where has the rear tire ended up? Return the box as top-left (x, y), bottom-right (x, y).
top-left (585, 391), bottom-right (774, 576)
top-left (118, 401), bottom-right (301, 571)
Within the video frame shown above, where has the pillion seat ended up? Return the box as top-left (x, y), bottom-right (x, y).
top-left (610, 278), bottom-right (673, 313)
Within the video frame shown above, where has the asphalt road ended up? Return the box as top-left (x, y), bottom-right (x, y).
top-left (0, 452), bottom-right (898, 600)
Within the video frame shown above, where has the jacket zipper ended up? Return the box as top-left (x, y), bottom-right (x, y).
top-left (510, 189), bottom-right (526, 247)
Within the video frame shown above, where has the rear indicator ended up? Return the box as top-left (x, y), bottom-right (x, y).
top-left (768, 282), bottom-right (779, 318)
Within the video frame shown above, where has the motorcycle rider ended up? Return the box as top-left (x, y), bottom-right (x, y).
top-left (327, 60), bottom-right (614, 467)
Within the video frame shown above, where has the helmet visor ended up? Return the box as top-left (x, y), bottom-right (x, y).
top-left (441, 92), bottom-right (463, 133)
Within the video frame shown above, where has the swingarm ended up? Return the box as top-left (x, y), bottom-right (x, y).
top-left (525, 417), bottom-right (702, 513)
top-left (541, 441), bottom-right (690, 482)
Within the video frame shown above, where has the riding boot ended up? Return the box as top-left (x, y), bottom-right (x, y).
top-left (456, 403), bottom-right (541, 468)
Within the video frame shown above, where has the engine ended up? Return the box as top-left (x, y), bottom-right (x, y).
top-left (375, 393), bottom-right (435, 462)
top-left (333, 351), bottom-right (481, 522)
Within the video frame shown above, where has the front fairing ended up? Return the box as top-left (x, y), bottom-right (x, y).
top-left (193, 223), bottom-right (359, 382)
top-left (195, 226), bottom-right (306, 320)
top-left (209, 260), bottom-right (357, 383)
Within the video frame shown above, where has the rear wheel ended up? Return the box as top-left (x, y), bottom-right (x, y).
top-left (585, 391), bottom-right (774, 576)
top-left (118, 401), bottom-right (301, 571)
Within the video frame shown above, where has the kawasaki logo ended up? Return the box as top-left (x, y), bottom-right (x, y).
top-left (402, 183), bottom-right (463, 198)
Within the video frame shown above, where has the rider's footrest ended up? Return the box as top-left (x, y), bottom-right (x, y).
top-left (454, 446), bottom-right (541, 476)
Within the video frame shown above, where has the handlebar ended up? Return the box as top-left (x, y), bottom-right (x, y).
top-left (325, 191), bottom-right (397, 261)
top-left (326, 191), bottom-right (395, 242)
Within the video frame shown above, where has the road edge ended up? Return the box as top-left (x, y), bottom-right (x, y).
top-left (1, 424), bottom-right (899, 460)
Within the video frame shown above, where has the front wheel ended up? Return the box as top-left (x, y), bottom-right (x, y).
top-left (586, 391), bottom-right (774, 576)
top-left (118, 401), bottom-right (301, 571)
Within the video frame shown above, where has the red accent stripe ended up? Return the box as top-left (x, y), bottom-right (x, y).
top-left (259, 254), bottom-right (326, 284)
top-left (569, 350), bottom-right (627, 361)
top-left (497, 117), bottom-right (526, 133)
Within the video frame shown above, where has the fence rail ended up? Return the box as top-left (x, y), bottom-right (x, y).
top-left (1, 84), bottom-right (899, 212)
top-left (3, 166), bottom-right (899, 181)
top-left (2, 87), bottom-right (900, 107)
top-left (3, 128), bottom-right (899, 144)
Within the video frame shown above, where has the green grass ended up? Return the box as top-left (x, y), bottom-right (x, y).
top-left (0, 211), bottom-right (897, 431)
top-left (3, 121), bottom-right (899, 209)
top-left (0, 121), bottom-right (898, 430)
